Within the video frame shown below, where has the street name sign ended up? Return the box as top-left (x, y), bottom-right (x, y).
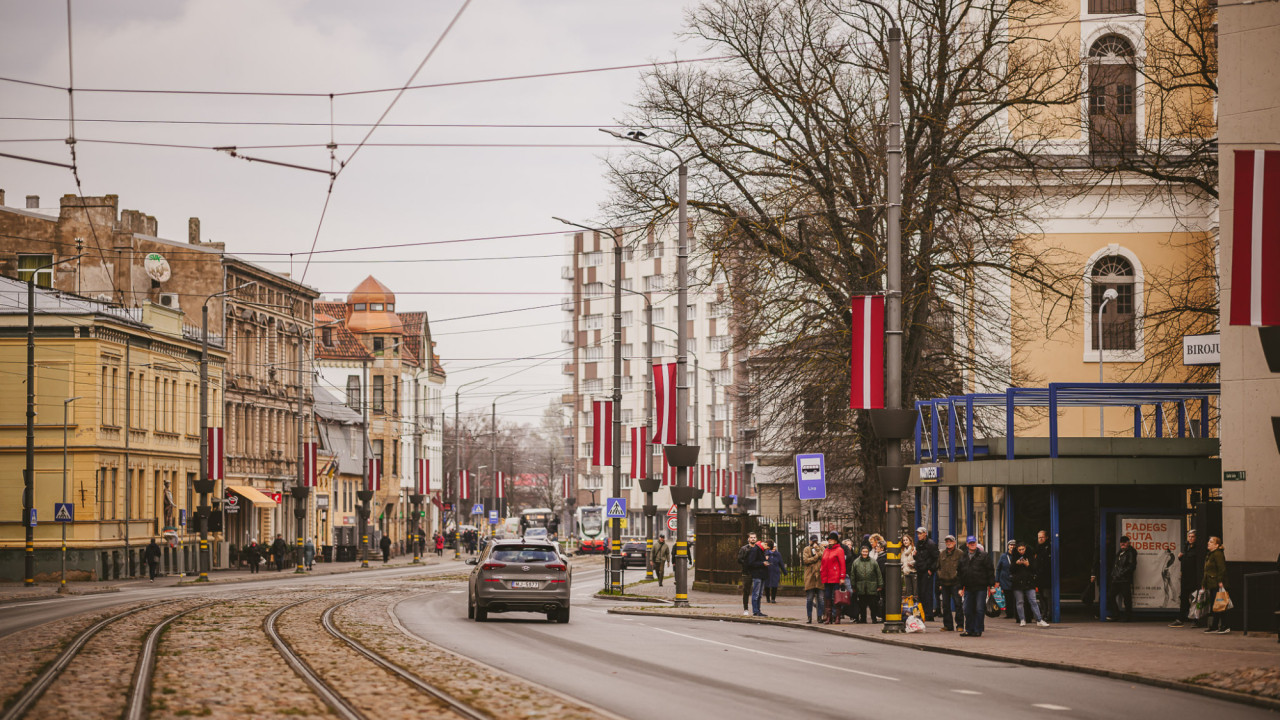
top-left (795, 453), bottom-right (827, 500)
top-left (606, 498), bottom-right (628, 518)
top-left (54, 503), bottom-right (74, 522)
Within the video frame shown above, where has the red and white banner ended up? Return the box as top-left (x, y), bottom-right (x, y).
top-left (206, 427), bottom-right (224, 480)
top-left (459, 470), bottom-right (472, 499)
top-left (302, 441), bottom-right (318, 488)
top-left (1231, 149), bottom-right (1280, 326)
top-left (366, 458), bottom-right (382, 492)
top-left (662, 454), bottom-right (676, 486)
top-left (562, 473), bottom-right (572, 499)
top-left (850, 295), bottom-right (886, 409)
top-left (495, 471), bottom-right (505, 500)
top-left (591, 400), bottom-right (614, 466)
top-left (652, 362), bottom-right (678, 445)
top-left (416, 458), bottom-right (429, 495)
top-left (717, 468), bottom-right (727, 496)
top-left (630, 426), bottom-right (647, 479)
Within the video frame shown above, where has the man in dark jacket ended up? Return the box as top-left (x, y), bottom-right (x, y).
top-left (937, 535), bottom-right (965, 631)
top-left (144, 538), bottom-right (162, 581)
top-left (743, 538), bottom-right (770, 617)
top-left (915, 528), bottom-right (939, 620)
top-left (1108, 535), bottom-right (1139, 621)
top-left (1033, 530), bottom-right (1052, 619)
top-left (738, 532), bottom-right (758, 615)
top-left (957, 536), bottom-right (995, 637)
top-left (271, 534), bottom-right (288, 571)
top-left (1171, 529), bottom-right (1205, 627)
top-left (380, 533), bottom-right (392, 563)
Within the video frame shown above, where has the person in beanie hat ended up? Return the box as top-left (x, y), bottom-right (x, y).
top-left (937, 534), bottom-right (965, 631)
top-left (802, 534), bottom-right (825, 623)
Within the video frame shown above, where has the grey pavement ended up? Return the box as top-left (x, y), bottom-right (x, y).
top-left (611, 577), bottom-right (1280, 709)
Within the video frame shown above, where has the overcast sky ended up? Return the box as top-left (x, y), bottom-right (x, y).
top-left (0, 0), bottom-right (703, 422)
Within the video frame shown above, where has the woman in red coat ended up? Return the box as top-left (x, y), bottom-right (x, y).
top-left (820, 532), bottom-right (848, 624)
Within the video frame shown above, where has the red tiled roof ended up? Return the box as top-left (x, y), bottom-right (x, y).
top-left (315, 301), bottom-right (371, 360)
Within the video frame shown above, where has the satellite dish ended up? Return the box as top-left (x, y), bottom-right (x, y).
top-left (144, 252), bottom-right (171, 282)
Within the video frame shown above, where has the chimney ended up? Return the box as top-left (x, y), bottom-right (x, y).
top-left (26, 195), bottom-right (39, 209)
top-left (189, 217), bottom-right (200, 245)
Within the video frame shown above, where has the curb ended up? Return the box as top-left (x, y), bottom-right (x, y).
top-left (607, 608), bottom-right (1280, 712)
top-left (592, 593), bottom-right (670, 604)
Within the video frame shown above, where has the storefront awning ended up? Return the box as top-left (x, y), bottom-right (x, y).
top-left (227, 485), bottom-right (278, 507)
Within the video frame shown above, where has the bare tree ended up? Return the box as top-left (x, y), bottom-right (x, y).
top-left (606, 0), bottom-right (1088, 529)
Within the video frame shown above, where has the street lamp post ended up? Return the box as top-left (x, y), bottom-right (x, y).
top-left (453, 377), bottom-right (487, 559)
top-left (198, 282), bottom-right (256, 582)
top-left (23, 254), bottom-right (84, 587)
top-left (60, 396), bottom-right (83, 592)
top-left (1097, 288), bottom-right (1118, 436)
top-left (556, 217), bottom-right (625, 592)
top-left (492, 390), bottom-right (519, 525)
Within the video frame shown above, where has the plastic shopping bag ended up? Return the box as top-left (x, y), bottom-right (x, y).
top-left (1187, 589), bottom-right (1205, 620)
top-left (905, 615), bottom-right (926, 633)
top-left (1212, 589), bottom-right (1233, 613)
top-left (992, 586), bottom-right (1006, 609)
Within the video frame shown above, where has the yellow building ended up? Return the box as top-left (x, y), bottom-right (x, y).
top-left (0, 277), bottom-right (225, 582)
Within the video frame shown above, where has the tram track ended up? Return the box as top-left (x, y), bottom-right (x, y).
top-left (267, 591), bottom-right (491, 720)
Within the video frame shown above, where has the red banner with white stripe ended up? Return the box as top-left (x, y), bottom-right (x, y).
top-left (302, 441), bottom-right (318, 488)
top-left (850, 295), bottom-right (886, 409)
top-left (1231, 149), bottom-right (1280, 326)
top-left (652, 363), bottom-right (678, 445)
top-left (495, 471), bottom-right (505, 499)
top-left (662, 454), bottom-right (676, 486)
top-left (206, 427), bottom-right (224, 480)
top-left (591, 400), bottom-right (614, 466)
top-left (562, 473), bottom-right (572, 499)
top-left (630, 426), bottom-right (647, 479)
top-left (459, 470), bottom-right (472, 500)
top-left (416, 458), bottom-right (429, 495)
top-left (366, 458), bottom-right (382, 492)
top-left (717, 468), bottom-right (727, 496)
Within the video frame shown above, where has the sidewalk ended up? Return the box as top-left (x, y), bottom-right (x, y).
top-left (0, 551), bottom-right (468, 603)
top-left (610, 579), bottom-right (1280, 709)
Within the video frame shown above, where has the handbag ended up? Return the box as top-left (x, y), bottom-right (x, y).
top-left (834, 589), bottom-right (853, 607)
top-left (992, 586), bottom-right (1007, 609)
top-left (985, 594), bottom-right (1002, 617)
top-left (1187, 589), bottom-right (1206, 620)
top-left (1212, 588), bottom-right (1233, 613)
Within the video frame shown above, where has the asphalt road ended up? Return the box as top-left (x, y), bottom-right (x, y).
top-left (397, 567), bottom-right (1274, 720)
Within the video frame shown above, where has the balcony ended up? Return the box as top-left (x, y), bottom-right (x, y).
top-left (561, 266), bottom-right (574, 280)
top-left (561, 297), bottom-right (575, 312)
top-left (562, 363), bottom-right (576, 375)
top-left (562, 329), bottom-right (575, 344)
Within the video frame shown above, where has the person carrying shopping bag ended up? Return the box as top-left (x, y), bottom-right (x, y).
top-left (1202, 536), bottom-right (1231, 634)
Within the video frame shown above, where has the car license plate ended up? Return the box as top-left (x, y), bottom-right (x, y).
top-left (511, 581), bottom-right (540, 589)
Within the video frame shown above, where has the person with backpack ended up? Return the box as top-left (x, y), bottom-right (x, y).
top-left (738, 532), bottom-right (759, 615)
top-left (820, 532), bottom-right (848, 624)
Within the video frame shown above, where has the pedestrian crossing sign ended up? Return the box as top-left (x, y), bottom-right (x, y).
top-left (54, 503), bottom-right (74, 523)
top-left (605, 498), bottom-right (627, 518)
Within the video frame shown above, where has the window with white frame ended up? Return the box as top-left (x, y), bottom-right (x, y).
top-left (644, 275), bottom-right (664, 291)
top-left (584, 345), bottom-right (605, 361)
top-left (649, 340), bottom-right (667, 357)
top-left (585, 251), bottom-right (604, 267)
top-left (713, 404), bottom-right (729, 421)
top-left (621, 408), bottom-right (634, 423)
top-left (1090, 255), bottom-right (1137, 350)
top-left (620, 344), bottom-right (634, 360)
top-left (708, 301), bottom-right (729, 318)
top-left (585, 282), bottom-right (604, 298)
top-left (17, 254), bottom-right (53, 288)
top-left (687, 303), bottom-right (697, 319)
top-left (584, 379), bottom-right (603, 393)
top-left (583, 442), bottom-right (593, 458)
top-left (622, 376), bottom-right (634, 392)
top-left (712, 368), bottom-right (732, 385)
top-left (621, 278), bottom-right (633, 291)
top-left (621, 311), bottom-right (633, 327)
top-left (709, 335), bottom-right (732, 352)
top-left (651, 307), bottom-right (666, 323)
top-left (585, 314), bottom-right (604, 330)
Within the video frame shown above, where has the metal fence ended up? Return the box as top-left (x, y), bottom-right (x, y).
top-left (694, 512), bottom-right (864, 589)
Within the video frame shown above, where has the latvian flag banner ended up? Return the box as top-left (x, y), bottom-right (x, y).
top-left (459, 470), bottom-right (472, 500)
top-left (652, 363), bottom-right (678, 444)
top-left (366, 458), bottom-right (382, 492)
top-left (662, 454), bottom-right (677, 486)
top-left (850, 295), bottom-right (885, 409)
top-left (206, 427), bottom-right (224, 480)
top-left (562, 473), bottom-right (572, 499)
top-left (302, 441), bottom-right (318, 488)
top-left (416, 458), bottom-right (429, 495)
top-left (630, 427), bottom-right (647, 479)
top-left (698, 465), bottom-right (711, 493)
top-left (495, 471), bottom-right (505, 500)
top-left (1231, 150), bottom-right (1280, 326)
top-left (592, 400), bottom-right (614, 466)
top-left (717, 468), bottom-right (727, 496)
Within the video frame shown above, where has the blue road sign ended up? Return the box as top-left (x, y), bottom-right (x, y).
top-left (27, 508), bottom-right (37, 527)
top-left (54, 503), bottom-right (74, 523)
top-left (795, 453), bottom-right (827, 500)
top-left (471, 503), bottom-right (485, 515)
top-left (488, 510), bottom-right (499, 524)
top-left (605, 498), bottom-right (628, 518)
top-left (179, 508), bottom-right (186, 526)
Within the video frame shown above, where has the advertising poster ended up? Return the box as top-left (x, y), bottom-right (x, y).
top-left (1117, 516), bottom-right (1182, 609)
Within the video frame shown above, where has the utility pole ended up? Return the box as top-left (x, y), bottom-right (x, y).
top-left (453, 378), bottom-right (486, 559)
top-left (60, 396), bottom-right (82, 592)
top-left (358, 360), bottom-right (372, 568)
top-left (199, 283), bottom-right (253, 582)
top-left (293, 333), bottom-right (309, 573)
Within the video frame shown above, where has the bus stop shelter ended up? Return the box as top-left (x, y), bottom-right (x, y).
top-left (906, 383), bottom-right (1220, 622)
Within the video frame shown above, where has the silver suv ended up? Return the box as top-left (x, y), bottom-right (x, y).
top-left (467, 539), bottom-right (571, 623)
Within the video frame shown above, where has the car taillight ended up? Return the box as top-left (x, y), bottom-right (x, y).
top-left (545, 563), bottom-right (567, 571)
top-left (481, 562), bottom-right (506, 570)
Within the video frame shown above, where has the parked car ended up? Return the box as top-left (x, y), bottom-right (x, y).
top-left (467, 539), bottom-right (571, 623)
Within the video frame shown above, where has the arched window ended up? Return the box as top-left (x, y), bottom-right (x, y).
top-left (1088, 35), bottom-right (1137, 157)
top-left (1091, 255), bottom-right (1136, 350)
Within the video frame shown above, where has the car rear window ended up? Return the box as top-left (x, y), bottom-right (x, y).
top-left (623, 544), bottom-right (645, 551)
top-left (490, 547), bottom-right (559, 563)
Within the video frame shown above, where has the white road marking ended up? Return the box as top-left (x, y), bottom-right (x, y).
top-left (1032, 704), bottom-right (1071, 711)
top-left (449, 590), bottom-right (464, 594)
top-left (641, 624), bottom-right (899, 681)
top-left (951, 689), bottom-right (982, 695)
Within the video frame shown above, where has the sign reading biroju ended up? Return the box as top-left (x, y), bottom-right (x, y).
top-left (1117, 516), bottom-right (1183, 610)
